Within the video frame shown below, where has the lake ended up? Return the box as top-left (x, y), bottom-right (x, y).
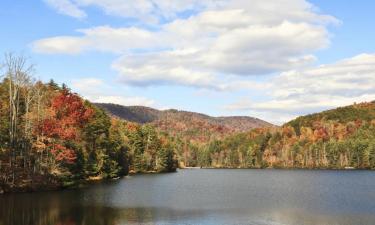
top-left (1, 169), bottom-right (375, 225)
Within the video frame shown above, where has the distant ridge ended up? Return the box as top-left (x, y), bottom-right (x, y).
top-left (95, 103), bottom-right (274, 142)
top-left (95, 104), bottom-right (161, 124)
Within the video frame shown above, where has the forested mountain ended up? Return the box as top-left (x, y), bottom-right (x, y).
top-left (94, 104), bottom-right (161, 124)
top-left (95, 103), bottom-right (274, 143)
top-left (95, 103), bottom-right (375, 170)
top-left (287, 102), bottom-right (375, 135)
top-left (192, 102), bottom-right (375, 169)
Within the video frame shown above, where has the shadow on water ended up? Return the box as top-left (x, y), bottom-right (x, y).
top-left (0, 190), bottom-right (208, 225)
top-left (0, 198), bottom-right (201, 225)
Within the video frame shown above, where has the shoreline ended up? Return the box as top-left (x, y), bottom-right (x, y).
top-left (0, 169), bottom-right (176, 195)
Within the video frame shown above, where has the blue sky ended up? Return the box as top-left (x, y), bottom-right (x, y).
top-left (1, 0), bottom-right (374, 124)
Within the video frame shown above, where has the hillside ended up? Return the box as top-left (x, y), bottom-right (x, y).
top-left (95, 103), bottom-right (274, 143)
top-left (194, 101), bottom-right (375, 169)
top-left (94, 104), bottom-right (162, 123)
top-left (286, 101), bottom-right (375, 135)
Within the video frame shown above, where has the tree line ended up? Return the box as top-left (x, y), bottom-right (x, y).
top-left (178, 103), bottom-right (375, 169)
top-left (0, 54), bottom-right (177, 192)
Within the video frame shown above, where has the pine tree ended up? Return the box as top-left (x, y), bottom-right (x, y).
top-left (117, 145), bottom-right (129, 176)
top-left (158, 147), bottom-right (177, 172)
top-left (47, 79), bottom-right (60, 90)
top-left (86, 150), bottom-right (100, 176)
top-left (131, 128), bottom-right (146, 172)
top-left (156, 147), bottom-right (168, 172)
top-left (102, 155), bottom-right (119, 178)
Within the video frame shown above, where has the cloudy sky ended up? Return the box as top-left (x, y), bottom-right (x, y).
top-left (1, 0), bottom-right (374, 124)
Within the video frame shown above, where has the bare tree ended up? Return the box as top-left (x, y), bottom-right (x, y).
top-left (32, 81), bottom-right (47, 173)
top-left (3, 53), bottom-right (34, 183)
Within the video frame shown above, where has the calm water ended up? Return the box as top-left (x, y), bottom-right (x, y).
top-left (1, 169), bottom-right (375, 225)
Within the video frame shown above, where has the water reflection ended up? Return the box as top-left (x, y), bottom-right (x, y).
top-left (1, 169), bottom-right (375, 225)
top-left (0, 190), bottom-right (206, 225)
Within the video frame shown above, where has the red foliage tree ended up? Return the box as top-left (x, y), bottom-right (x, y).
top-left (50, 144), bottom-right (77, 164)
top-left (313, 127), bottom-right (329, 142)
top-left (41, 89), bottom-right (94, 164)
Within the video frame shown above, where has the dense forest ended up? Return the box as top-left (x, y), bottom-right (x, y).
top-left (0, 54), bottom-right (177, 193)
top-left (97, 100), bottom-right (375, 170)
top-left (182, 102), bottom-right (375, 169)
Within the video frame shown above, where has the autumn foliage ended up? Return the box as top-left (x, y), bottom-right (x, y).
top-left (50, 144), bottom-right (77, 164)
top-left (40, 89), bottom-right (94, 164)
top-left (0, 56), bottom-right (177, 193)
top-left (192, 102), bottom-right (375, 169)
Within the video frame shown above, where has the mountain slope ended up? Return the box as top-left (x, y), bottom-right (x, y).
top-left (94, 104), bottom-right (161, 124)
top-left (95, 103), bottom-right (274, 143)
top-left (194, 101), bottom-right (375, 169)
top-left (286, 101), bottom-right (375, 135)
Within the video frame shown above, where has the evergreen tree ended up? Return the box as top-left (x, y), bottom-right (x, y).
top-left (156, 146), bottom-right (177, 172)
top-left (117, 145), bottom-right (129, 176)
top-left (102, 155), bottom-right (119, 178)
top-left (86, 150), bottom-right (100, 176)
top-left (47, 79), bottom-right (60, 90)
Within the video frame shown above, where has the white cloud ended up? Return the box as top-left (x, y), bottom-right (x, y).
top-left (44, 0), bottom-right (87, 19)
top-left (271, 54), bottom-right (375, 101)
top-left (226, 54), bottom-right (375, 124)
top-left (71, 78), bottom-right (103, 91)
top-left (70, 78), bottom-right (156, 107)
top-left (32, 26), bottom-right (160, 54)
top-left (112, 51), bottom-right (218, 89)
top-left (35, 0), bottom-right (337, 88)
